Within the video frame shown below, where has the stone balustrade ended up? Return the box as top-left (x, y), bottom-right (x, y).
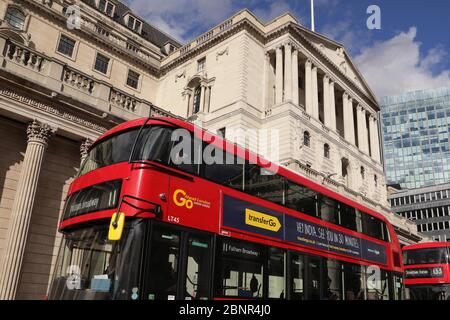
top-left (110, 88), bottom-right (138, 112)
top-left (63, 66), bottom-right (96, 94)
top-left (4, 40), bottom-right (46, 72)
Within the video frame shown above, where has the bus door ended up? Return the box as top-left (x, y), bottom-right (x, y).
top-left (143, 222), bottom-right (213, 300)
top-left (306, 256), bottom-right (322, 299)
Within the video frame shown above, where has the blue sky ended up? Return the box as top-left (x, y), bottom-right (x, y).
top-left (124, 0), bottom-right (450, 98)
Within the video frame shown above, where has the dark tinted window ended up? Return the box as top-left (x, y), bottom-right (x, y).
top-left (285, 180), bottom-right (318, 217)
top-left (342, 263), bottom-right (365, 300)
top-left (245, 164), bottom-right (284, 205)
top-left (339, 204), bottom-right (358, 231)
top-left (80, 128), bottom-right (139, 176)
top-left (403, 247), bottom-right (449, 265)
top-left (323, 259), bottom-right (342, 300)
top-left (362, 214), bottom-right (387, 241)
top-left (133, 126), bottom-right (174, 164)
top-left (203, 147), bottom-right (244, 190)
top-left (57, 34), bottom-right (76, 57)
top-left (215, 238), bottom-right (264, 298)
top-left (319, 196), bottom-right (339, 224)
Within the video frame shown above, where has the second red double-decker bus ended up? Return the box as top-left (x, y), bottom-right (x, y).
top-left (48, 117), bottom-right (404, 300)
top-left (403, 242), bottom-right (450, 300)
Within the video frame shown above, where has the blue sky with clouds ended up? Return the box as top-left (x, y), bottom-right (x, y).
top-left (123, 0), bottom-right (450, 98)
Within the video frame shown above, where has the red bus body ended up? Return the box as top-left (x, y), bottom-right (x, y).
top-left (49, 117), bottom-right (404, 300)
top-left (403, 242), bottom-right (450, 300)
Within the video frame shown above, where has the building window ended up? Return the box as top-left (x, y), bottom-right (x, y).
top-left (126, 70), bottom-right (140, 89)
top-left (94, 53), bottom-right (110, 74)
top-left (324, 144), bottom-right (330, 159)
top-left (374, 175), bottom-right (378, 187)
top-left (360, 166), bottom-right (365, 179)
top-left (192, 86), bottom-right (202, 114)
top-left (197, 57), bottom-right (206, 72)
top-left (5, 6), bottom-right (25, 29)
top-left (57, 34), bottom-right (76, 57)
top-left (303, 131), bottom-right (310, 147)
top-left (127, 15), bottom-right (142, 33)
top-left (98, 0), bottom-right (115, 17)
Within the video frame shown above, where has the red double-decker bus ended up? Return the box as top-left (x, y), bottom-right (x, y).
top-left (48, 117), bottom-right (404, 300)
top-left (403, 242), bottom-right (450, 300)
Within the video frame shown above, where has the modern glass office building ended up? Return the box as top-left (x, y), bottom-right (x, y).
top-left (381, 86), bottom-right (450, 189)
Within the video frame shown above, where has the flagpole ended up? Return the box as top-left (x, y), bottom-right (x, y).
top-left (311, 0), bottom-right (315, 32)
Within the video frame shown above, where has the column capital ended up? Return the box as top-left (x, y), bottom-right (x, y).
top-left (292, 48), bottom-right (299, 56)
top-left (356, 104), bottom-right (364, 112)
top-left (80, 138), bottom-right (94, 160)
top-left (305, 59), bottom-right (312, 67)
top-left (343, 92), bottom-right (348, 99)
top-left (276, 44), bottom-right (283, 51)
top-left (323, 74), bottom-right (330, 82)
top-left (26, 120), bottom-right (56, 145)
top-left (283, 41), bottom-right (292, 48)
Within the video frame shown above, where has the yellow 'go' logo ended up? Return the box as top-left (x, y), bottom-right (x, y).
top-left (173, 189), bottom-right (193, 209)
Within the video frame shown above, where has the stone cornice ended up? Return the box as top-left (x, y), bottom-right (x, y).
top-left (0, 87), bottom-right (109, 133)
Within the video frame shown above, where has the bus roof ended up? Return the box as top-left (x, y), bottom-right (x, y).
top-left (93, 117), bottom-right (392, 226)
top-left (403, 242), bottom-right (450, 251)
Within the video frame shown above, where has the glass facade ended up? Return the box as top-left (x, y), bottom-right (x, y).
top-left (380, 86), bottom-right (450, 189)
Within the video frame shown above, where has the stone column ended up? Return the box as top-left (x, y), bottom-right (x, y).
top-left (200, 85), bottom-right (206, 113)
top-left (204, 86), bottom-right (211, 113)
top-left (292, 48), bottom-right (299, 105)
top-left (0, 120), bottom-right (55, 300)
top-left (323, 75), bottom-right (331, 127)
top-left (357, 105), bottom-right (369, 154)
top-left (329, 81), bottom-right (336, 131)
top-left (343, 93), bottom-right (355, 144)
top-left (284, 43), bottom-right (292, 101)
top-left (305, 59), bottom-right (312, 114)
top-left (369, 114), bottom-right (381, 162)
top-left (275, 46), bottom-right (283, 104)
top-left (311, 65), bottom-right (319, 119)
top-left (264, 52), bottom-right (271, 109)
top-left (80, 138), bottom-right (93, 165)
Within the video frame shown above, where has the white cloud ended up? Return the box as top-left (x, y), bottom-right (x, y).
top-left (125, 0), bottom-right (236, 42)
top-left (254, 1), bottom-right (292, 23)
top-left (355, 27), bottom-right (450, 98)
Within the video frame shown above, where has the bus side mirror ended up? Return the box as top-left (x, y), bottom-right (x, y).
top-left (108, 212), bottom-right (125, 241)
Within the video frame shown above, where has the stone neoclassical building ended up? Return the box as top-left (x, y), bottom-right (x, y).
top-left (0, 0), bottom-right (424, 299)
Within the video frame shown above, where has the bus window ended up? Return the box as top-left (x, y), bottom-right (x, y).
top-left (362, 214), bottom-right (385, 241)
top-left (323, 259), bottom-right (342, 300)
top-left (319, 196), bottom-right (340, 224)
top-left (185, 236), bottom-right (211, 300)
top-left (403, 247), bottom-right (449, 265)
top-left (366, 269), bottom-right (389, 300)
top-left (215, 238), bottom-right (263, 298)
top-left (342, 263), bottom-right (366, 300)
top-left (147, 228), bottom-right (180, 300)
top-left (244, 164), bottom-right (284, 206)
top-left (392, 273), bottom-right (404, 300)
top-left (289, 254), bottom-right (305, 300)
top-left (203, 150), bottom-right (244, 191)
top-left (133, 126), bottom-right (173, 163)
top-left (285, 180), bottom-right (318, 218)
top-left (307, 257), bottom-right (321, 300)
top-left (268, 248), bottom-right (285, 299)
top-left (338, 204), bottom-right (358, 232)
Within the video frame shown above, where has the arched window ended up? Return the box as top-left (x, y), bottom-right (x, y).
top-left (324, 143), bottom-right (330, 159)
top-left (5, 7), bottom-right (25, 29)
top-left (303, 131), bottom-right (310, 147)
top-left (192, 86), bottom-right (202, 114)
top-left (360, 166), bottom-right (365, 179)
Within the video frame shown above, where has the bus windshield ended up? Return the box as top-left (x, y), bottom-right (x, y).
top-left (403, 247), bottom-right (449, 265)
top-left (48, 219), bottom-right (145, 300)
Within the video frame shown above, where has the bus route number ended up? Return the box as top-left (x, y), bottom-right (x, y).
top-left (168, 215), bottom-right (180, 224)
